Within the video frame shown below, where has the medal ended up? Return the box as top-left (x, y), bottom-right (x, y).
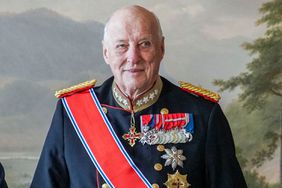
top-left (122, 126), bottom-right (141, 147)
top-left (140, 113), bottom-right (194, 145)
top-left (161, 146), bottom-right (186, 170)
top-left (164, 170), bottom-right (191, 188)
top-left (122, 112), bottom-right (141, 147)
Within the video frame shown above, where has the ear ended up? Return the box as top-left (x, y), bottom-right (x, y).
top-left (102, 40), bottom-right (110, 65)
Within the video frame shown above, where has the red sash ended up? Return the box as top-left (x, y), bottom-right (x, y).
top-left (62, 88), bottom-right (151, 188)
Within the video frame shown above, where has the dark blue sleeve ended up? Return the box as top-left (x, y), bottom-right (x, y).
top-left (0, 162), bottom-right (8, 188)
top-left (30, 100), bottom-right (69, 188)
top-left (205, 103), bottom-right (247, 188)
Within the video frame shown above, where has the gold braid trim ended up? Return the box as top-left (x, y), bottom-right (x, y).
top-left (178, 81), bottom-right (221, 102)
top-left (55, 79), bottom-right (97, 98)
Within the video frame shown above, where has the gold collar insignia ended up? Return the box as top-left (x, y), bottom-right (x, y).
top-left (112, 77), bottom-right (163, 112)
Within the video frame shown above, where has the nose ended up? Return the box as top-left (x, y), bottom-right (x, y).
top-left (126, 45), bottom-right (140, 64)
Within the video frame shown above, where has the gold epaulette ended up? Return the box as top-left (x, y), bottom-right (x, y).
top-left (55, 79), bottom-right (97, 98)
top-left (179, 81), bottom-right (221, 102)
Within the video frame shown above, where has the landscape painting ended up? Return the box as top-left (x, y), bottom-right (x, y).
top-left (0, 0), bottom-right (281, 187)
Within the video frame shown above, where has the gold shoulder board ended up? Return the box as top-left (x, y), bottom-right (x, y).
top-left (178, 81), bottom-right (221, 102)
top-left (55, 79), bottom-right (97, 98)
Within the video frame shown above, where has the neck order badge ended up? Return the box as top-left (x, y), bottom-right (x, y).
top-left (62, 88), bottom-right (152, 188)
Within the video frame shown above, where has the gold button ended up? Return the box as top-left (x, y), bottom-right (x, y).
top-left (157, 144), bottom-right (165, 152)
top-left (154, 163), bottom-right (163, 171)
top-left (102, 107), bottom-right (107, 114)
top-left (152, 183), bottom-right (159, 188)
top-left (102, 183), bottom-right (110, 188)
top-left (160, 108), bottom-right (169, 114)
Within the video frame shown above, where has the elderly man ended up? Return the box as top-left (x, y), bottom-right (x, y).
top-left (31, 5), bottom-right (247, 188)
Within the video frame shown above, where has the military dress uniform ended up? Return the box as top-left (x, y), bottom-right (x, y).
top-left (0, 162), bottom-right (8, 188)
top-left (31, 76), bottom-right (247, 188)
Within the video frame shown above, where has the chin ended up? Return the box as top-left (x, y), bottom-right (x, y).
top-left (126, 80), bottom-right (146, 90)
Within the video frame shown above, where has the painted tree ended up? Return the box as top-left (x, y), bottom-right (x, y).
top-left (214, 0), bottom-right (282, 184)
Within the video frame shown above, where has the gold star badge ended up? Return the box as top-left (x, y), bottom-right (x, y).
top-left (164, 170), bottom-right (191, 188)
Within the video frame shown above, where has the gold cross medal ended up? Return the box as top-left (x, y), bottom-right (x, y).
top-left (122, 126), bottom-right (141, 147)
top-left (122, 112), bottom-right (142, 147)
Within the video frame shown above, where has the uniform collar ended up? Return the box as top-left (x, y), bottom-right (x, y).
top-left (112, 76), bottom-right (163, 112)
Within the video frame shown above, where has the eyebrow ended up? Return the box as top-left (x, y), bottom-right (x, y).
top-left (139, 37), bottom-right (152, 41)
top-left (114, 36), bottom-right (153, 43)
top-left (114, 39), bottom-right (128, 43)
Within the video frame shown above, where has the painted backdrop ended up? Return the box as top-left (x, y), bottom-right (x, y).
top-left (1, 0), bottom-right (279, 187)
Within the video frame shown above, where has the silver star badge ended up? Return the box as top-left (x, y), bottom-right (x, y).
top-left (161, 146), bottom-right (186, 170)
top-left (136, 100), bottom-right (143, 106)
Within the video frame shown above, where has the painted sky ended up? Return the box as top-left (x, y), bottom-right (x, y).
top-left (0, 0), bottom-right (266, 38)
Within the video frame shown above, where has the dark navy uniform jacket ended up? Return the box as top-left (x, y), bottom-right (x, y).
top-left (0, 163), bottom-right (8, 188)
top-left (31, 77), bottom-right (247, 188)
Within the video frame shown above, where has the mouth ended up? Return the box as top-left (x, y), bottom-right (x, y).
top-left (124, 68), bottom-right (144, 73)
